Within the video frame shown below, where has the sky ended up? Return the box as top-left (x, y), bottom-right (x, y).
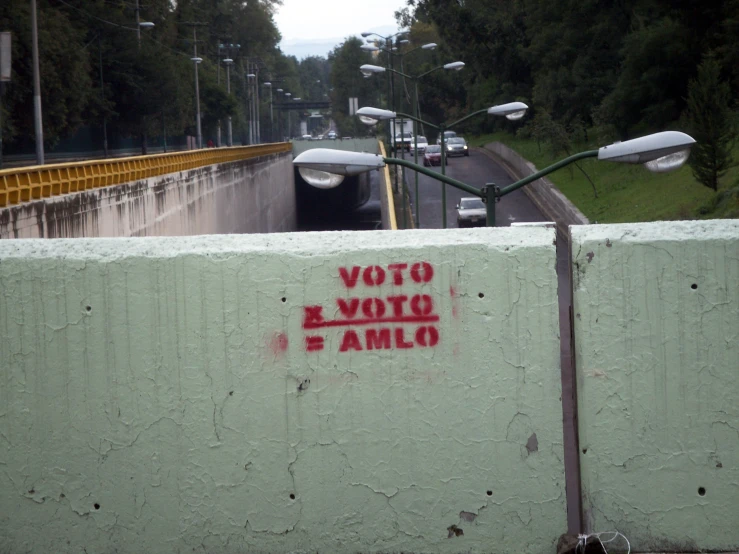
top-left (274, 0), bottom-right (405, 59)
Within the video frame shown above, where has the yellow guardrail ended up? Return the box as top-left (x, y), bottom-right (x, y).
top-left (0, 143), bottom-right (291, 208)
top-left (378, 141), bottom-right (398, 230)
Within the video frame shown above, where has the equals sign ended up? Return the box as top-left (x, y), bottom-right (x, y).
top-left (305, 336), bottom-right (324, 352)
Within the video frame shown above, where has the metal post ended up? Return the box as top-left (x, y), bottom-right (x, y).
top-left (31, 0), bottom-right (44, 165)
top-left (217, 46), bottom-right (221, 147)
top-left (226, 63), bottom-right (232, 146)
top-left (162, 110), bottom-right (167, 153)
top-left (98, 37), bottom-right (108, 158)
top-left (440, 124), bottom-right (447, 228)
top-left (414, 81), bottom-right (419, 227)
top-left (193, 28), bottom-right (202, 149)
top-left (484, 185), bottom-right (496, 227)
top-left (255, 67), bottom-right (260, 143)
top-left (269, 85), bottom-right (273, 142)
top-left (400, 114), bottom-right (406, 229)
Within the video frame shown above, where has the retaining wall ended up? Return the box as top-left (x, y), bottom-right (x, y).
top-left (483, 142), bottom-right (589, 236)
top-left (0, 228), bottom-right (566, 553)
top-left (0, 146), bottom-right (295, 238)
top-left (572, 220), bottom-right (739, 551)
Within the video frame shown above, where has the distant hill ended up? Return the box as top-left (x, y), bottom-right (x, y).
top-left (280, 25), bottom-right (400, 59)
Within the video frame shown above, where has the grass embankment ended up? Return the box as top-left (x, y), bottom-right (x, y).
top-left (470, 132), bottom-right (739, 223)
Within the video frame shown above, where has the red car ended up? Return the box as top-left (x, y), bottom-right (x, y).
top-left (423, 145), bottom-right (449, 167)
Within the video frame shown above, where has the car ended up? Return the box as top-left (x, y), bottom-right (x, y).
top-left (436, 130), bottom-right (457, 145)
top-left (446, 137), bottom-right (469, 157)
top-left (409, 135), bottom-right (428, 155)
top-left (316, 134), bottom-right (324, 140)
top-left (302, 134), bottom-right (312, 140)
top-left (327, 131), bottom-right (337, 139)
top-left (456, 197), bottom-right (486, 227)
top-left (395, 132), bottom-right (414, 151)
top-left (423, 145), bottom-right (450, 167)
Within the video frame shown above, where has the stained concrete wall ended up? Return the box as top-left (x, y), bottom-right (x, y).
top-left (572, 220), bottom-right (739, 551)
top-left (0, 228), bottom-right (566, 553)
top-left (0, 152), bottom-right (295, 239)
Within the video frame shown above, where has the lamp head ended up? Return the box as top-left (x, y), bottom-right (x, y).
top-left (277, 88), bottom-right (283, 92)
top-left (597, 131), bottom-right (696, 172)
top-left (356, 107), bottom-right (396, 126)
top-left (139, 22), bottom-right (155, 29)
top-left (443, 61), bottom-right (465, 71)
top-left (223, 58), bottom-right (234, 64)
top-left (263, 82), bottom-right (272, 86)
top-left (191, 57), bottom-right (203, 63)
top-left (488, 101), bottom-right (529, 121)
top-left (293, 149), bottom-right (386, 189)
top-left (422, 43), bottom-right (438, 50)
top-left (360, 64), bottom-right (386, 77)
top-left (361, 44), bottom-right (380, 52)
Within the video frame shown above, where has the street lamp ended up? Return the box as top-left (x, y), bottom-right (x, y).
top-left (191, 57), bottom-right (203, 149)
top-left (276, 88), bottom-right (284, 141)
top-left (358, 60), bottom-right (466, 228)
top-left (356, 101), bottom-right (528, 228)
top-left (285, 92), bottom-right (292, 138)
top-left (223, 58), bottom-right (234, 146)
top-left (293, 131), bottom-right (696, 226)
top-left (263, 82), bottom-right (273, 142)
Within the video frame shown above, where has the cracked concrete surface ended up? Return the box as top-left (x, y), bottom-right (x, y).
top-left (0, 228), bottom-right (566, 552)
top-left (572, 220), bottom-right (739, 552)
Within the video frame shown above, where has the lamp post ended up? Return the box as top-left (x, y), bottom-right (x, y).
top-left (276, 88), bottom-right (284, 141)
top-left (285, 92), bottom-right (292, 139)
top-left (222, 58), bottom-right (234, 146)
top-left (263, 82), bottom-right (273, 142)
top-left (356, 100), bottom-right (526, 228)
top-left (360, 55), bottom-right (459, 228)
top-left (293, 131), bottom-right (696, 226)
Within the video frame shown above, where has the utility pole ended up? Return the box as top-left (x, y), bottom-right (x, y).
top-left (225, 59), bottom-right (233, 146)
top-left (193, 27), bottom-right (202, 148)
top-left (31, 0), bottom-right (44, 165)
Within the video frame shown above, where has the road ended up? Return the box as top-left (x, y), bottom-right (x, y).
top-left (400, 147), bottom-right (546, 228)
top-left (401, 146), bottom-right (581, 533)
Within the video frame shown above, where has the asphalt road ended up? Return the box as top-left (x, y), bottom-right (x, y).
top-left (399, 147), bottom-right (547, 229)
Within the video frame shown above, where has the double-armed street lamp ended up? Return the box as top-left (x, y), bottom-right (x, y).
top-left (263, 82), bottom-right (273, 142)
top-left (356, 101), bottom-right (528, 228)
top-left (359, 60), bottom-right (464, 227)
top-left (292, 131), bottom-right (696, 227)
top-left (223, 58), bottom-right (235, 146)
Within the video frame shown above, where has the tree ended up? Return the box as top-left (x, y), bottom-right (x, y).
top-left (684, 55), bottom-right (736, 191)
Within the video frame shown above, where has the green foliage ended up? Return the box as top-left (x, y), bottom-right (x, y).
top-left (684, 55), bottom-right (736, 191)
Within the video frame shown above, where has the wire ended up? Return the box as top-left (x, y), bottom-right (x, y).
top-left (54, 0), bottom-right (138, 32)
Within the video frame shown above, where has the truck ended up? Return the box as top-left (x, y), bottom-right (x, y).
top-left (390, 119), bottom-right (414, 151)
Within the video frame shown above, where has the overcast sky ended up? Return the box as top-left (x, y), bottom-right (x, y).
top-left (274, 0), bottom-right (404, 44)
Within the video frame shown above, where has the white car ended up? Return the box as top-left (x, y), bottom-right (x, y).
top-left (327, 131), bottom-right (337, 139)
top-left (409, 135), bottom-right (428, 155)
top-left (456, 197), bottom-right (486, 227)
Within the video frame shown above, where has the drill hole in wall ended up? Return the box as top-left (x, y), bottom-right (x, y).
top-left (691, 284), bottom-right (698, 290)
top-left (94, 503), bottom-right (100, 510)
top-left (478, 293), bottom-right (485, 299)
top-left (281, 297), bottom-right (287, 303)
top-left (86, 306), bottom-right (92, 312)
top-left (698, 487), bottom-right (706, 496)
top-left (289, 493), bottom-right (295, 500)
top-left (486, 490), bottom-right (492, 496)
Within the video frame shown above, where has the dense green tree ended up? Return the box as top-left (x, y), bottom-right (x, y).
top-left (685, 55), bottom-right (736, 191)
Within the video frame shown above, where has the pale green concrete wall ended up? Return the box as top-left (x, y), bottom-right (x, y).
top-left (572, 220), bottom-right (739, 551)
top-left (0, 228), bottom-right (565, 553)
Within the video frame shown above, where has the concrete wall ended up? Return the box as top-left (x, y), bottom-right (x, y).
top-left (484, 142), bottom-right (589, 236)
top-left (0, 228), bottom-right (566, 553)
top-left (0, 152), bottom-right (295, 239)
top-left (572, 220), bottom-right (739, 551)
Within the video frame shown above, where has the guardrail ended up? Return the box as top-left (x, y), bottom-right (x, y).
top-left (378, 141), bottom-right (398, 230)
top-left (0, 143), bottom-right (291, 208)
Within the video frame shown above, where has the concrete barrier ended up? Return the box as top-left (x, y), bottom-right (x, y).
top-left (483, 142), bottom-right (589, 236)
top-left (0, 228), bottom-right (566, 553)
top-left (0, 152), bottom-right (295, 238)
top-left (572, 220), bottom-right (739, 551)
